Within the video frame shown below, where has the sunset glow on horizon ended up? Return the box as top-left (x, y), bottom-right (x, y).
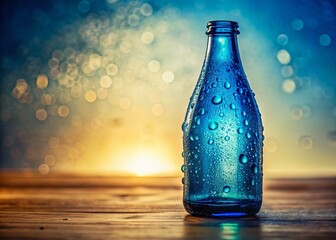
top-left (120, 150), bottom-right (175, 176)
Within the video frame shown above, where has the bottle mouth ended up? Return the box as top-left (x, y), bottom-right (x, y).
top-left (206, 20), bottom-right (240, 35)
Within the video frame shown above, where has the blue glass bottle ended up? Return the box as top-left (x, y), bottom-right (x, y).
top-left (182, 21), bottom-right (264, 217)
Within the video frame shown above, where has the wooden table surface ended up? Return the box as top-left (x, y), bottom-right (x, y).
top-left (0, 172), bottom-right (335, 239)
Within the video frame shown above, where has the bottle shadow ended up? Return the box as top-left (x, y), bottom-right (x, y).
top-left (182, 214), bottom-right (262, 240)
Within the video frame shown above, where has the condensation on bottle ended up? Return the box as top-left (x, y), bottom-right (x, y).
top-left (181, 20), bottom-right (264, 217)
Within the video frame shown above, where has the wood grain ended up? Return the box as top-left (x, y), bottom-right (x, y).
top-left (0, 172), bottom-right (335, 239)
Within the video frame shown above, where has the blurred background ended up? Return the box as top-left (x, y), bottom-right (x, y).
top-left (0, 0), bottom-right (335, 177)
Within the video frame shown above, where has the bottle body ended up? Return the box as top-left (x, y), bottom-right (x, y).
top-left (182, 21), bottom-right (263, 217)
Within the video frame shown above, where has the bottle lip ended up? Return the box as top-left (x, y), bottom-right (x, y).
top-left (206, 20), bottom-right (240, 35)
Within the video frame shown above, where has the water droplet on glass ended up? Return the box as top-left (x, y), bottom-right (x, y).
top-left (237, 87), bottom-right (243, 94)
top-left (239, 154), bottom-right (248, 164)
top-left (224, 82), bottom-right (231, 89)
top-left (251, 179), bottom-right (255, 186)
top-left (210, 190), bottom-right (217, 196)
top-left (244, 119), bottom-right (249, 126)
top-left (252, 164), bottom-right (258, 174)
top-left (194, 154), bottom-right (198, 159)
top-left (195, 136), bottom-right (199, 140)
top-left (194, 116), bottom-right (201, 125)
top-left (199, 108), bottom-right (205, 115)
top-left (223, 186), bottom-right (231, 193)
top-left (199, 94), bottom-right (205, 101)
top-left (219, 112), bottom-right (224, 117)
top-left (246, 132), bottom-right (251, 139)
top-left (182, 177), bottom-right (185, 185)
top-left (208, 139), bottom-right (214, 145)
top-left (212, 95), bottom-right (222, 105)
top-left (230, 103), bottom-right (236, 110)
top-left (237, 128), bottom-right (243, 134)
top-left (181, 165), bottom-right (185, 172)
top-left (182, 123), bottom-right (186, 131)
top-left (224, 136), bottom-right (230, 141)
top-left (208, 121), bottom-right (218, 130)
top-left (190, 135), bottom-right (194, 141)
top-left (211, 83), bottom-right (217, 88)
top-left (242, 111), bottom-right (247, 117)
top-left (182, 151), bottom-right (185, 157)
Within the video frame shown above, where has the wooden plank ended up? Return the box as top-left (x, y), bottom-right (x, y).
top-left (0, 171), bottom-right (335, 239)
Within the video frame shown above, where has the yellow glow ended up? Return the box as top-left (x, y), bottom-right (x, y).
top-left (119, 97), bottom-right (131, 109)
top-left (71, 84), bottom-right (82, 98)
top-left (152, 103), bottom-right (164, 116)
top-left (36, 108), bottom-right (48, 121)
top-left (16, 79), bottom-right (28, 93)
top-left (39, 164), bottom-right (50, 175)
top-left (106, 63), bottom-right (118, 76)
top-left (97, 88), bottom-right (108, 99)
top-left (100, 75), bottom-right (113, 88)
top-left (122, 150), bottom-right (173, 176)
top-left (85, 90), bottom-right (97, 103)
top-left (88, 53), bottom-right (102, 70)
top-left (57, 105), bottom-right (70, 117)
top-left (282, 79), bottom-right (296, 94)
top-left (36, 74), bottom-right (48, 89)
top-left (148, 60), bottom-right (160, 72)
top-left (277, 49), bottom-right (291, 65)
top-left (162, 71), bottom-right (175, 83)
top-left (41, 93), bottom-right (55, 105)
top-left (141, 31), bottom-right (154, 44)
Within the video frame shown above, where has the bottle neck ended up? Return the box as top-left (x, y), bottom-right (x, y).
top-left (205, 21), bottom-right (242, 65)
top-left (205, 34), bottom-right (241, 64)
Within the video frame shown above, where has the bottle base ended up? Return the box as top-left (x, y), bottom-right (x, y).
top-left (183, 198), bottom-right (262, 217)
